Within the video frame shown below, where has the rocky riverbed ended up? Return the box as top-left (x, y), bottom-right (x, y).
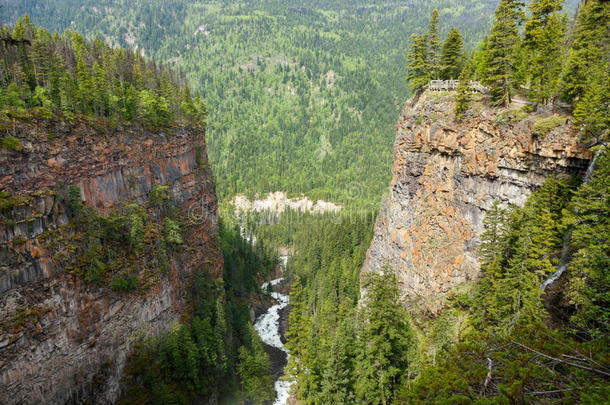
top-left (254, 278), bottom-right (293, 405)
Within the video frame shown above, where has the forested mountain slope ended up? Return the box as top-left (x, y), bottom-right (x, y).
top-left (0, 0), bottom-right (579, 208)
top-left (281, 0), bottom-right (609, 403)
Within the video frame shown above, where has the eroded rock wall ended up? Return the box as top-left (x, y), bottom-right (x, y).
top-left (0, 117), bottom-right (221, 404)
top-left (362, 94), bottom-right (590, 310)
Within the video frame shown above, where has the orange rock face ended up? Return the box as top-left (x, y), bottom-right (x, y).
top-left (362, 94), bottom-right (590, 310)
top-left (0, 117), bottom-right (221, 404)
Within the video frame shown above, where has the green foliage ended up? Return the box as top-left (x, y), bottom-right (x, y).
top-left (566, 147), bottom-right (610, 343)
top-left (284, 275), bottom-right (308, 386)
top-left (427, 10), bottom-right (442, 80)
top-left (68, 185), bottom-right (83, 217)
top-left (474, 177), bottom-right (574, 334)
top-left (454, 69), bottom-right (471, 120)
top-left (149, 185), bottom-right (171, 209)
top-left (53, 185), bottom-right (189, 291)
top-left (406, 34), bottom-right (431, 94)
top-left (532, 114), bottom-right (566, 136)
top-left (1, 135), bottom-right (21, 151)
top-left (573, 64), bottom-right (610, 142)
top-left (0, 17), bottom-right (205, 126)
top-left (483, 0), bottom-right (525, 106)
top-left (164, 218), bottom-right (183, 245)
top-left (406, 324), bottom-right (610, 403)
top-left (356, 272), bottom-right (414, 405)
top-left (119, 220), bottom-right (277, 404)
top-left (440, 27), bottom-right (465, 80)
top-left (237, 324), bottom-right (275, 405)
top-left (110, 275), bottom-right (138, 292)
top-left (267, 170), bottom-right (601, 404)
top-left (561, 0), bottom-right (610, 104)
top-left (406, 168), bottom-right (609, 403)
top-left (1, 0), bottom-right (516, 207)
top-left (278, 213), bottom-right (418, 404)
top-left (524, 0), bottom-right (567, 103)
top-left (320, 308), bottom-right (358, 404)
top-left (195, 146), bottom-right (206, 169)
top-left (127, 206), bottom-right (145, 256)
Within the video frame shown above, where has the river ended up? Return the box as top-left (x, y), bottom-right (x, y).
top-left (254, 277), bottom-right (293, 405)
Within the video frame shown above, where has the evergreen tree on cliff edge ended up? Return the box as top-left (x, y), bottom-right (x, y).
top-left (427, 9), bottom-right (442, 80)
top-left (484, 0), bottom-right (526, 106)
top-left (562, 0), bottom-right (610, 141)
top-left (406, 33), bottom-right (430, 93)
top-left (524, 0), bottom-right (567, 104)
top-left (440, 27), bottom-right (465, 80)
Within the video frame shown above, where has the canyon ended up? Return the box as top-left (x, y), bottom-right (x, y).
top-left (0, 116), bottom-right (221, 404)
top-left (362, 93), bottom-right (592, 310)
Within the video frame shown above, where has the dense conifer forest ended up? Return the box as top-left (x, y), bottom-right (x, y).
top-left (1, 0), bottom-right (579, 208)
top-left (0, 17), bottom-right (206, 126)
top-left (278, 153), bottom-right (609, 404)
top-left (279, 1), bottom-right (609, 403)
top-left (0, 0), bottom-right (607, 404)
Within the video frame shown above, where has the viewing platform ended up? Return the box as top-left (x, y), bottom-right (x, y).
top-left (428, 79), bottom-right (488, 93)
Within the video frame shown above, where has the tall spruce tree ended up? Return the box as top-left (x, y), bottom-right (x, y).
top-left (427, 9), bottom-right (442, 79)
top-left (561, 0), bottom-right (610, 103)
top-left (566, 147), bottom-right (610, 342)
top-left (440, 27), bottom-right (465, 80)
top-left (284, 276), bottom-right (310, 396)
top-left (484, 0), bottom-right (526, 106)
top-left (319, 304), bottom-right (357, 404)
top-left (236, 325), bottom-right (275, 405)
top-left (454, 68), bottom-right (472, 120)
top-left (406, 34), bottom-right (430, 93)
top-left (561, 0), bottom-right (609, 140)
top-left (572, 65), bottom-right (610, 142)
top-left (524, 0), bottom-right (567, 104)
top-left (356, 272), bottom-right (413, 405)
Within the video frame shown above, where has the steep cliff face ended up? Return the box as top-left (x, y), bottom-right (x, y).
top-left (362, 93), bottom-right (590, 310)
top-left (0, 116), bottom-right (221, 404)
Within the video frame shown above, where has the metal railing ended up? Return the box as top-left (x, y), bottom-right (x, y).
top-left (428, 80), bottom-right (488, 93)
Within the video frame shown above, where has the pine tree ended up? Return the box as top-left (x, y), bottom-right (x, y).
top-left (561, 0), bottom-right (610, 104)
top-left (524, 0), bottom-right (567, 103)
top-left (454, 69), bottom-right (472, 120)
top-left (427, 10), bottom-right (442, 79)
top-left (440, 27), bottom-right (465, 80)
top-left (566, 147), bottom-right (610, 342)
top-left (572, 65), bottom-right (610, 142)
top-left (478, 201), bottom-right (510, 268)
top-left (406, 34), bottom-right (430, 93)
top-left (472, 37), bottom-right (489, 82)
top-left (484, 0), bottom-right (526, 106)
top-left (236, 325), bottom-right (275, 405)
top-left (284, 276), bottom-right (309, 389)
top-left (320, 307), bottom-right (357, 404)
top-left (356, 272), bottom-right (412, 405)
top-left (561, 0), bottom-right (609, 140)
top-left (474, 178), bottom-right (569, 334)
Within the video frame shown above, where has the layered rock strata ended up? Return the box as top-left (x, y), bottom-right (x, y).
top-left (0, 117), bottom-right (221, 404)
top-left (362, 93), bottom-right (591, 309)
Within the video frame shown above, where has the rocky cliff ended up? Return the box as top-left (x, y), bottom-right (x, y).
top-left (362, 93), bottom-right (591, 311)
top-left (0, 116), bottom-right (221, 404)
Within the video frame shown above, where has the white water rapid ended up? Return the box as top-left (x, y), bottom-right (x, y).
top-left (254, 278), bottom-right (293, 404)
